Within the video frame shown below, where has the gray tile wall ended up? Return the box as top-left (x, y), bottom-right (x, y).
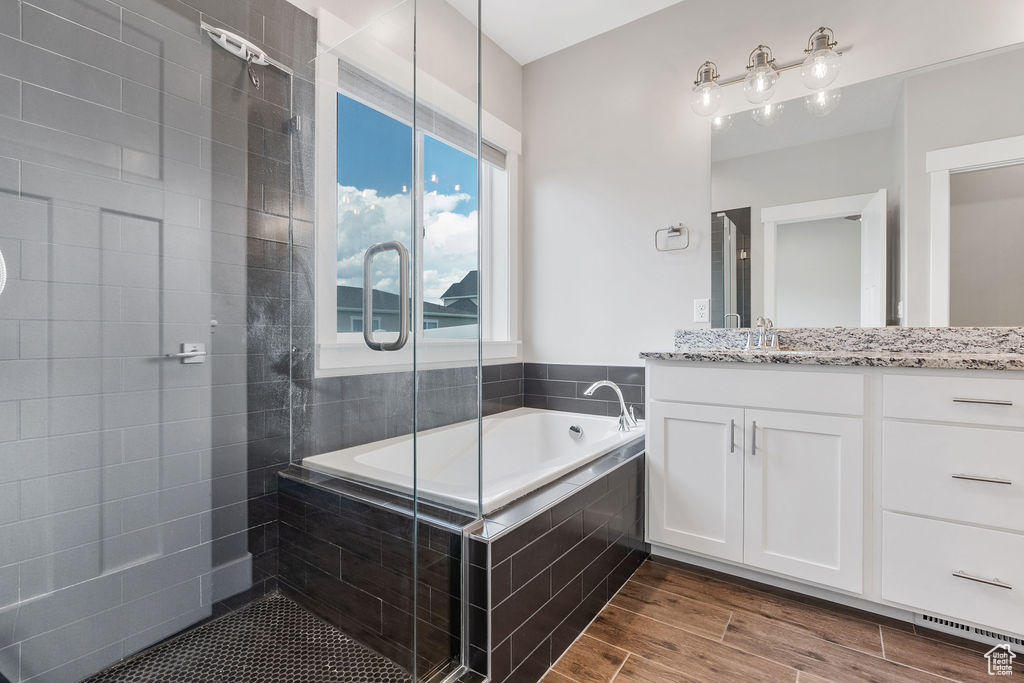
top-left (523, 363), bottom-right (645, 421)
top-left (0, 0), bottom-right (315, 680)
top-left (277, 475), bottom-right (464, 675)
top-left (294, 363), bottom-right (524, 458)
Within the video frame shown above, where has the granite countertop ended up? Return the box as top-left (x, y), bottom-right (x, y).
top-left (641, 327), bottom-right (1024, 371)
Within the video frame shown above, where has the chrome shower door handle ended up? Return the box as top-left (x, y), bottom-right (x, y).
top-left (362, 241), bottom-right (410, 352)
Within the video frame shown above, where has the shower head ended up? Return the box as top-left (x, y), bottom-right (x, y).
top-left (202, 22), bottom-right (269, 89)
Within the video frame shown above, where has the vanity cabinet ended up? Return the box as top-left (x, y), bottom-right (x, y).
top-left (646, 363), bottom-right (865, 593)
top-left (879, 373), bottom-right (1024, 637)
top-left (647, 402), bottom-right (744, 561)
top-left (645, 341), bottom-right (1024, 641)
top-left (743, 410), bottom-right (863, 592)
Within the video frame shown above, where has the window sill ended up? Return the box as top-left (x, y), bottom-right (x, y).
top-left (315, 340), bottom-right (522, 377)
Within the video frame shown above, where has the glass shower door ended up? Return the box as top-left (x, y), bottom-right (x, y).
top-left (303, 0), bottom-right (483, 678)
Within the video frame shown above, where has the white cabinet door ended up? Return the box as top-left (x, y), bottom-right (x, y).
top-left (647, 401), bottom-right (744, 562)
top-left (743, 410), bottom-right (864, 593)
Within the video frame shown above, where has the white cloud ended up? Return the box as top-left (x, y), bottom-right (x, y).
top-left (338, 185), bottom-right (477, 304)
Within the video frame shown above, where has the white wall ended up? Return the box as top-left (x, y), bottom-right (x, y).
top-left (712, 128), bottom-right (894, 321)
top-left (522, 0), bottom-right (1024, 365)
top-left (949, 164), bottom-right (1024, 327)
top-left (776, 218), bottom-right (862, 327)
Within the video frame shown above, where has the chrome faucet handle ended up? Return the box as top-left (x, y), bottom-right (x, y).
top-left (745, 331), bottom-right (754, 350)
top-left (628, 405), bottom-right (638, 426)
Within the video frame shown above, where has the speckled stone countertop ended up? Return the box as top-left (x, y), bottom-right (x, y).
top-left (640, 327), bottom-right (1024, 371)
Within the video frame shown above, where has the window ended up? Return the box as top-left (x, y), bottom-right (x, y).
top-left (314, 56), bottom-right (521, 373)
top-left (350, 317), bottom-right (382, 333)
top-left (334, 90), bottom-right (511, 346)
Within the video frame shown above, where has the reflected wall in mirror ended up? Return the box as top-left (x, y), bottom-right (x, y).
top-left (950, 164), bottom-right (1024, 326)
top-left (710, 43), bottom-right (1024, 328)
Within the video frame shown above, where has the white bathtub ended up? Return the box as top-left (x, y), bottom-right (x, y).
top-left (301, 407), bottom-right (645, 514)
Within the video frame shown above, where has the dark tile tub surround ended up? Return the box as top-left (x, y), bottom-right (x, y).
top-left (276, 470), bottom-right (475, 677)
top-left (294, 363), bottom-right (524, 457)
top-left (524, 363), bottom-right (646, 420)
top-left (467, 442), bottom-right (648, 683)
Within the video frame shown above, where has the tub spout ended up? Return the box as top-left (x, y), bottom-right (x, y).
top-left (583, 380), bottom-right (639, 432)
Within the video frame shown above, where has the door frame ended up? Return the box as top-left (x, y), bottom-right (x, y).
top-left (761, 191), bottom-right (886, 326)
top-left (925, 134), bottom-right (1024, 326)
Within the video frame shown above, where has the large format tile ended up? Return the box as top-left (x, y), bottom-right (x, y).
top-left (632, 561), bottom-right (886, 655)
top-left (723, 610), bottom-right (945, 682)
top-left (586, 605), bottom-right (798, 682)
top-left (551, 635), bottom-right (626, 683)
top-left (881, 626), bottom-right (1024, 682)
top-left (609, 579), bottom-right (732, 640)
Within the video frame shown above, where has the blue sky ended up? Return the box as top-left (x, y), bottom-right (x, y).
top-left (337, 94), bottom-right (477, 214)
top-left (336, 94), bottom-right (480, 304)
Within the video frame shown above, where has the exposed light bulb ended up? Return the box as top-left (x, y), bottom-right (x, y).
top-left (801, 27), bottom-right (841, 90)
top-left (711, 114), bottom-right (733, 132)
top-left (689, 61), bottom-right (722, 116)
top-left (743, 45), bottom-right (779, 104)
top-left (751, 101), bottom-right (783, 126)
top-left (804, 88), bottom-right (841, 116)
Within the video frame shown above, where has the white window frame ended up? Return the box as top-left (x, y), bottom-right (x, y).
top-left (313, 8), bottom-right (521, 376)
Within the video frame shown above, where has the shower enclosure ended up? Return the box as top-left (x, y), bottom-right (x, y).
top-left (0, 0), bottom-right (483, 680)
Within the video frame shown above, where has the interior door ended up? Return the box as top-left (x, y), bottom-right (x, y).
top-left (647, 401), bottom-right (744, 562)
top-left (744, 410), bottom-right (864, 592)
top-left (860, 188), bottom-right (887, 326)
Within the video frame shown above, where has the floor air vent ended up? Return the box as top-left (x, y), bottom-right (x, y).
top-left (916, 614), bottom-right (1024, 652)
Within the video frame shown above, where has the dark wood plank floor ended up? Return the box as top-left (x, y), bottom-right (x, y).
top-left (544, 558), bottom-right (1024, 682)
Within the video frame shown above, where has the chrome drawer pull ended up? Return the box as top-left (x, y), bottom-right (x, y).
top-left (730, 418), bottom-right (736, 453)
top-left (953, 397), bottom-right (1013, 406)
top-left (952, 570), bottom-right (1013, 590)
top-left (751, 421), bottom-right (757, 456)
top-left (952, 473), bottom-right (1013, 486)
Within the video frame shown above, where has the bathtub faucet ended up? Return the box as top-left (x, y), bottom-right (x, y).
top-left (583, 381), bottom-right (639, 432)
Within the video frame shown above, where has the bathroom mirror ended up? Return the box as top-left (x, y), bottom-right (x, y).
top-left (710, 42), bottom-right (1024, 328)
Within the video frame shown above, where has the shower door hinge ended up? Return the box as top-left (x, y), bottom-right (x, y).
top-left (284, 116), bottom-right (302, 135)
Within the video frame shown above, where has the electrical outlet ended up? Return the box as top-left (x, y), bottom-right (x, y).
top-left (693, 298), bottom-right (710, 323)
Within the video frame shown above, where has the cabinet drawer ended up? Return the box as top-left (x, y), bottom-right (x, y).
top-left (648, 363), bottom-right (864, 415)
top-left (884, 374), bottom-right (1024, 426)
top-left (883, 422), bottom-right (1024, 531)
top-left (881, 512), bottom-right (1024, 637)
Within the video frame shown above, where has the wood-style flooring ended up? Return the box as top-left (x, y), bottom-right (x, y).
top-left (544, 558), bottom-right (1024, 682)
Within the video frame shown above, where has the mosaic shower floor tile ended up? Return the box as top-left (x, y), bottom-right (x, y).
top-left (85, 593), bottom-right (411, 683)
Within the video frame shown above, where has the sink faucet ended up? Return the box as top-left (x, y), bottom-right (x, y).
top-left (748, 316), bottom-right (778, 350)
top-left (583, 380), bottom-right (638, 432)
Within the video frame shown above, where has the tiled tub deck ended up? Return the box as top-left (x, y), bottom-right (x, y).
top-left (277, 438), bottom-right (648, 682)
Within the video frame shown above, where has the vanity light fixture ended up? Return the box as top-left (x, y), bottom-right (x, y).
top-left (801, 27), bottom-right (842, 90)
top-left (690, 61), bottom-right (723, 116)
top-left (743, 45), bottom-right (779, 104)
top-left (690, 26), bottom-right (846, 119)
